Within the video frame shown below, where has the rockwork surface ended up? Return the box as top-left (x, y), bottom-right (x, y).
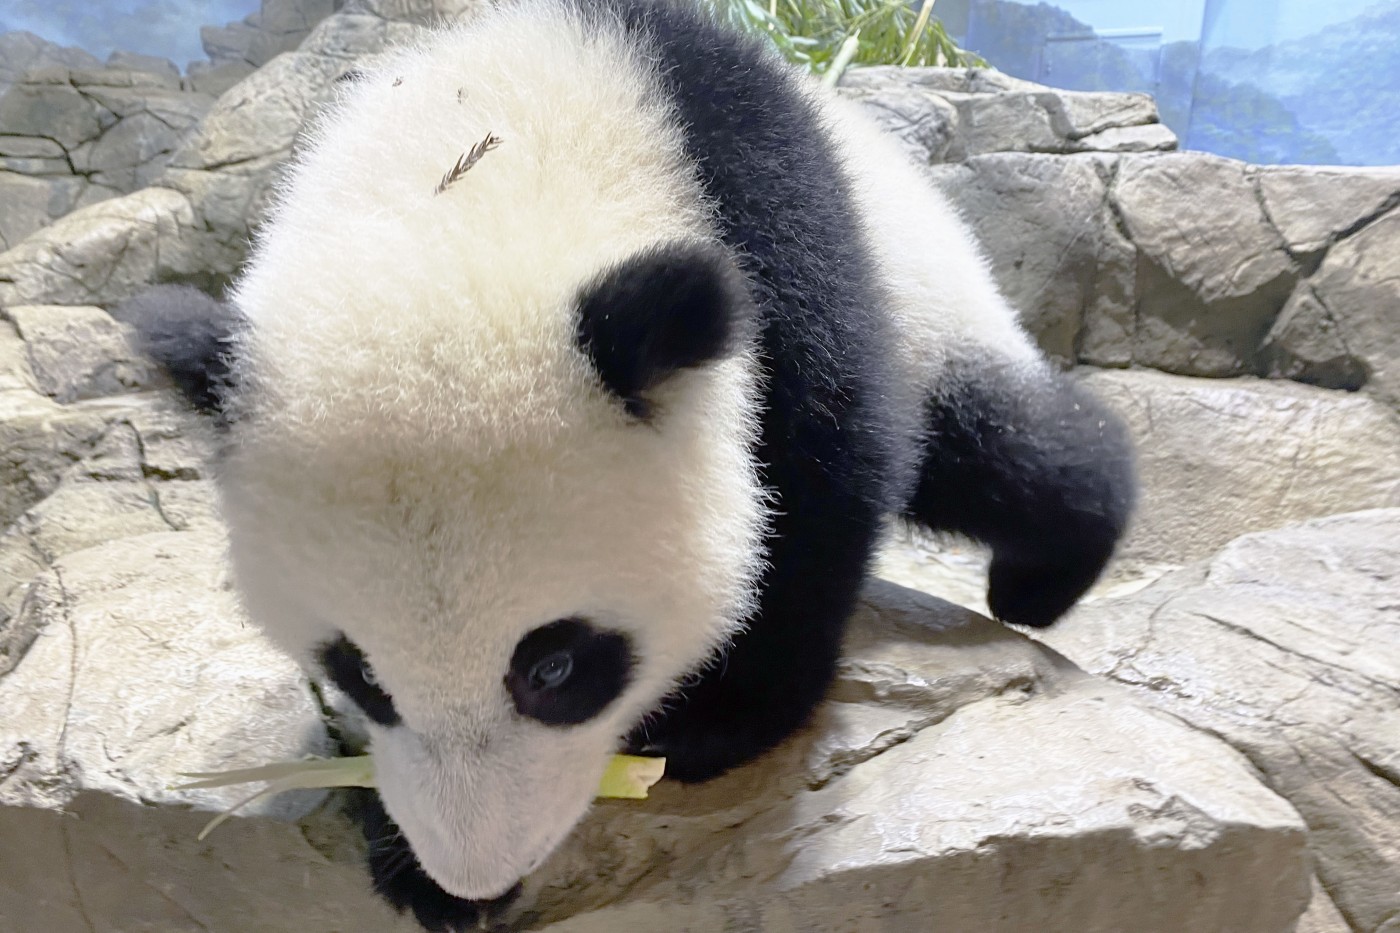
top-left (1039, 510), bottom-right (1400, 933)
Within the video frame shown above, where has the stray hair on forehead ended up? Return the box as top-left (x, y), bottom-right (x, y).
top-left (434, 132), bottom-right (503, 196)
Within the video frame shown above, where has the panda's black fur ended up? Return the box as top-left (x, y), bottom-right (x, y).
top-left (116, 0), bottom-right (1136, 928)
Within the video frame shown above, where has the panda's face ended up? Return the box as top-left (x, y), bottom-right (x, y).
top-left (217, 245), bottom-right (766, 897)
top-left (317, 618), bottom-right (639, 898)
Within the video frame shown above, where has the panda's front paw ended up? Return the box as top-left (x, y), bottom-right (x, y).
top-left (987, 549), bottom-right (1111, 629)
top-left (350, 790), bottom-right (521, 932)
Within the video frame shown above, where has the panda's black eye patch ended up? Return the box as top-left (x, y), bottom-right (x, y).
top-left (507, 619), bottom-right (633, 727)
top-left (319, 635), bottom-right (401, 727)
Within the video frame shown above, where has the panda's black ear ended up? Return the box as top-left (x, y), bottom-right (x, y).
top-left (111, 283), bottom-right (242, 420)
top-left (575, 242), bottom-right (752, 419)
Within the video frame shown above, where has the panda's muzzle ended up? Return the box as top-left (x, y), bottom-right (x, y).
top-left (353, 788), bottom-right (524, 931)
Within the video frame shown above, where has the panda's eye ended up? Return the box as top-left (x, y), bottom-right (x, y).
top-left (528, 651), bottom-right (573, 690)
top-left (507, 618), bottom-right (634, 727)
top-left (318, 635), bottom-right (401, 728)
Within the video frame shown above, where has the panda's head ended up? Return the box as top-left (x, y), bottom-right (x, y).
top-left (228, 241), bottom-right (765, 901)
top-left (114, 23), bottom-right (769, 901)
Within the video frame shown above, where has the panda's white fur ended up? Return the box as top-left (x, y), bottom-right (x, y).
top-left (815, 93), bottom-right (1045, 385)
top-left (116, 0), bottom-right (1135, 923)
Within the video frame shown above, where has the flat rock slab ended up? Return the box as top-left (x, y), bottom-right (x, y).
top-left (1265, 206), bottom-right (1400, 412)
top-left (838, 67), bottom-right (1174, 168)
top-left (0, 186), bottom-right (242, 308)
top-left (1039, 510), bottom-right (1400, 933)
top-left (7, 304), bottom-right (155, 403)
top-left (528, 582), bottom-right (1308, 933)
top-left (0, 553), bottom-right (1310, 933)
top-left (1081, 368), bottom-right (1400, 566)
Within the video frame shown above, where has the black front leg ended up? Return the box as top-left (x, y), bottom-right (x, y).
top-left (905, 358), bottom-right (1136, 628)
top-left (629, 482), bottom-right (883, 782)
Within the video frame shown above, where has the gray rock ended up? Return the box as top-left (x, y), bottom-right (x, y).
top-left (0, 31), bottom-right (101, 89)
top-left (903, 148), bottom-right (1395, 385)
top-left (1263, 208), bottom-right (1400, 411)
top-left (1260, 286), bottom-right (1369, 393)
top-left (0, 389), bottom-right (218, 632)
top-left (0, 134), bottom-right (70, 173)
top-left (0, 793), bottom-right (408, 933)
top-left (77, 96), bottom-right (213, 192)
top-left (1051, 89), bottom-right (1160, 139)
top-left (0, 400), bottom-right (109, 545)
top-left (1039, 510), bottom-right (1400, 933)
top-left (1070, 122), bottom-right (1178, 153)
top-left (1112, 153), bottom-right (1299, 376)
top-left (201, 18), bottom-right (264, 67)
top-left (944, 90), bottom-right (1066, 157)
top-left (0, 528), bottom-right (331, 808)
top-left (167, 50), bottom-right (341, 173)
top-left (6, 305), bottom-right (156, 403)
top-left (0, 378), bottom-right (112, 532)
top-left (0, 568), bottom-right (1312, 931)
top-left (1296, 877), bottom-right (1352, 933)
top-left (839, 65), bottom-right (1050, 95)
top-left (0, 186), bottom-right (242, 308)
top-left (184, 60), bottom-right (259, 98)
top-left (874, 523), bottom-right (990, 616)
top-left (931, 153), bottom-right (1130, 365)
top-left (201, 0), bottom-right (356, 68)
top-left (0, 173), bottom-right (119, 250)
top-left (1080, 368), bottom-right (1400, 566)
top-left (345, 0), bottom-right (481, 22)
top-left (106, 50), bottom-right (181, 77)
top-left (528, 582), bottom-right (1309, 932)
top-left (259, 0), bottom-right (342, 39)
top-left (946, 90), bottom-right (1164, 160)
top-left (0, 78), bottom-right (103, 151)
top-left (1257, 165), bottom-right (1400, 257)
top-left (835, 68), bottom-right (1169, 165)
top-left (0, 66), bottom-right (214, 243)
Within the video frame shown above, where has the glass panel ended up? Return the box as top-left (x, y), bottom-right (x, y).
top-left (947, 0), bottom-right (1400, 166)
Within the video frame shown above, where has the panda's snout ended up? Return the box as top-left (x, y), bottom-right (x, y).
top-left (355, 787), bottom-right (526, 928)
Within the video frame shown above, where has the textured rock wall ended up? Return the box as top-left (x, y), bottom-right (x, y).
top-left (843, 67), bottom-right (1400, 413)
top-left (931, 144), bottom-right (1400, 409)
top-left (1038, 511), bottom-right (1400, 933)
top-left (0, 69), bottom-right (215, 249)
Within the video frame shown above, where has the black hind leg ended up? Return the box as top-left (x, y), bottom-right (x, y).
top-left (906, 358), bottom-right (1136, 628)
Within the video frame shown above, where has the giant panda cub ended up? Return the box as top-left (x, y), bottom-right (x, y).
top-left (117, 0), bottom-right (1135, 927)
